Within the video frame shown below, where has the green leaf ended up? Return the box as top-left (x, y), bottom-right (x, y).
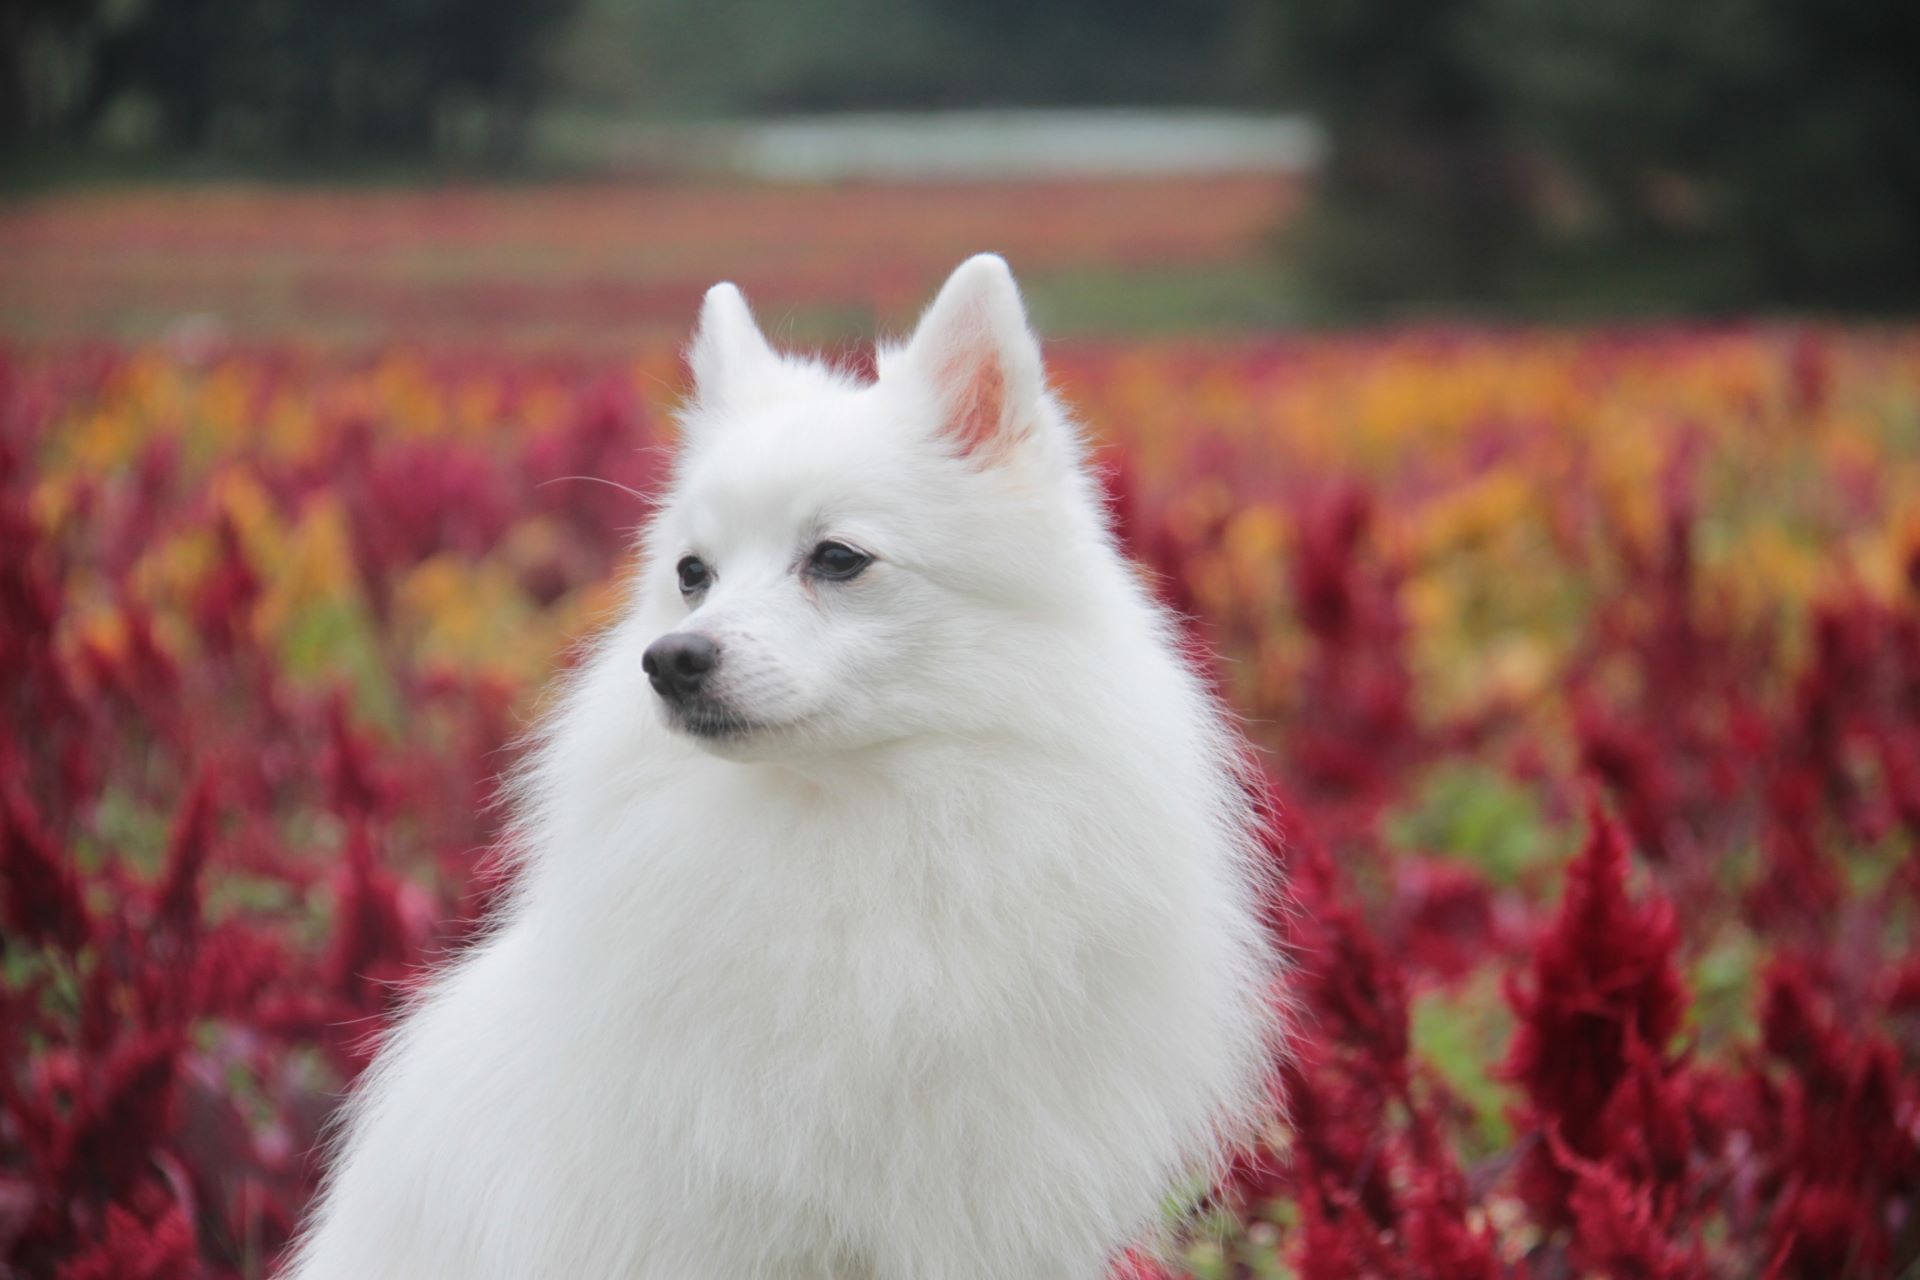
top-left (1387, 762), bottom-right (1561, 886)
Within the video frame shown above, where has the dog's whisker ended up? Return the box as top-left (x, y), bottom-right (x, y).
top-left (536, 474), bottom-right (652, 502)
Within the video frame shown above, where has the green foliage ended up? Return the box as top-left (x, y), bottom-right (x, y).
top-left (1021, 262), bottom-right (1310, 336)
top-left (1387, 763), bottom-right (1560, 887)
top-left (1185, 1227), bottom-right (1291, 1279)
top-left (1411, 974), bottom-right (1515, 1156)
top-left (277, 596), bottom-right (397, 729)
top-left (1688, 926), bottom-right (1760, 1051)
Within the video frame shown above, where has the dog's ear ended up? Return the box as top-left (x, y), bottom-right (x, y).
top-left (687, 283), bottom-right (777, 409)
top-left (895, 254), bottom-right (1045, 463)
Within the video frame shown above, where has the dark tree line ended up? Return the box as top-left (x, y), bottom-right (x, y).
top-left (3, 0), bottom-right (1256, 155)
top-left (1268, 0), bottom-right (1920, 311)
top-left (5, 0), bottom-right (579, 157)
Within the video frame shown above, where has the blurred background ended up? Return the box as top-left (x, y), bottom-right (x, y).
top-left (5, 5), bottom-right (1920, 1280)
top-left (5, 0), bottom-right (1917, 342)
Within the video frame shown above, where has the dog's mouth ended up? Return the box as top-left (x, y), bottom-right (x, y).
top-left (664, 700), bottom-right (772, 742)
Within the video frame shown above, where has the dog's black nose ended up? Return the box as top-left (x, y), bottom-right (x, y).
top-left (643, 633), bottom-right (719, 700)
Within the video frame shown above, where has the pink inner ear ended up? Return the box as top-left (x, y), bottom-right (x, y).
top-left (942, 352), bottom-right (1006, 457)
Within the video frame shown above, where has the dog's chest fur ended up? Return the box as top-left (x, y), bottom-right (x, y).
top-left (437, 744), bottom-right (1234, 1277)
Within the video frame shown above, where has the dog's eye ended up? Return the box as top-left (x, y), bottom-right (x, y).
top-left (807, 541), bottom-right (872, 581)
top-left (676, 556), bottom-right (711, 594)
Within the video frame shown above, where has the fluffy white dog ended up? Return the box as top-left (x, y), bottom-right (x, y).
top-left (285, 255), bottom-right (1280, 1280)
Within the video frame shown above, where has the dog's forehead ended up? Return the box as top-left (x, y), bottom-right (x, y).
top-left (677, 389), bottom-right (925, 547)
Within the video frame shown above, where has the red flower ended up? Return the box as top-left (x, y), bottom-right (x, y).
top-left (50, 1032), bottom-right (183, 1204)
top-left (1505, 795), bottom-right (1686, 1221)
top-left (1754, 959), bottom-right (1920, 1278)
top-left (153, 774), bottom-right (217, 940)
top-left (0, 782), bottom-right (90, 953)
top-left (53, 1199), bottom-right (196, 1280)
top-left (1547, 1128), bottom-right (1707, 1280)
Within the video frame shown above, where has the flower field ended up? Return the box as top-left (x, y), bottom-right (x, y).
top-left (5, 322), bottom-right (1920, 1279)
top-left (0, 178), bottom-right (1299, 347)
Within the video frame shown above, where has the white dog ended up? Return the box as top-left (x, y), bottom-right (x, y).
top-left (285, 256), bottom-right (1280, 1280)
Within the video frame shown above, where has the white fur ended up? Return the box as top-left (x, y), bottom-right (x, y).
top-left (285, 255), bottom-right (1281, 1280)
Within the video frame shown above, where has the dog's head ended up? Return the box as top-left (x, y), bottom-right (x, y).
top-left (638, 254), bottom-right (1104, 763)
